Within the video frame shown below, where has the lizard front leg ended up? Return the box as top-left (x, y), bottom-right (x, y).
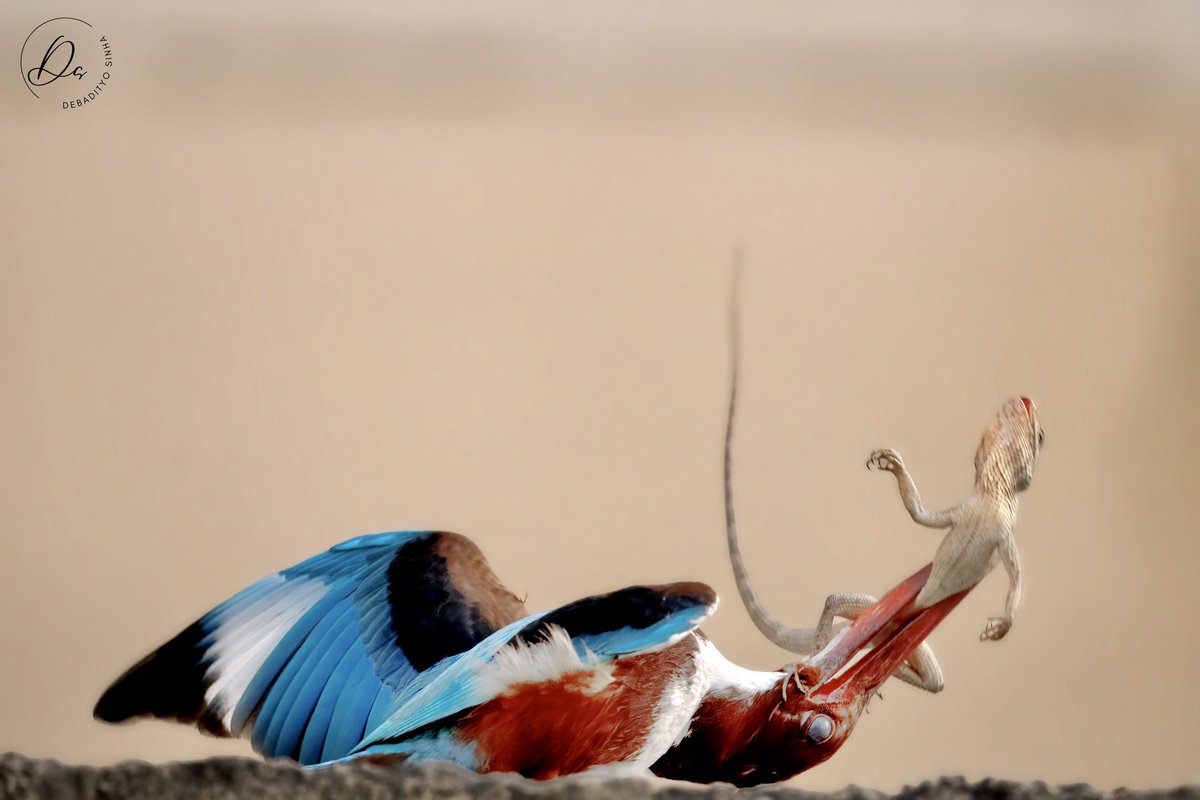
top-left (981, 532), bottom-right (1022, 641)
top-left (867, 448), bottom-right (957, 529)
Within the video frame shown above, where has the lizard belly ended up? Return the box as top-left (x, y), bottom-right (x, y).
top-left (916, 531), bottom-right (1000, 608)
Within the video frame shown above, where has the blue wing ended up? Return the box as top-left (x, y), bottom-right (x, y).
top-left (94, 530), bottom-right (528, 764)
top-left (349, 581), bottom-right (718, 756)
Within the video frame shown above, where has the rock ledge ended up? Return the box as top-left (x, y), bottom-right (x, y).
top-left (1, 754), bottom-right (1195, 800)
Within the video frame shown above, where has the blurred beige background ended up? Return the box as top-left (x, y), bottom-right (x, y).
top-left (2, 0), bottom-right (1198, 791)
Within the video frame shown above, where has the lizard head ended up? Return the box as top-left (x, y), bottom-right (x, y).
top-left (973, 396), bottom-right (1044, 495)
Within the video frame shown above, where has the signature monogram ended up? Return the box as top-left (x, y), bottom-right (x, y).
top-left (27, 35), bottom-right (87, 87)
top-left (20, 17), bottom-right (112, 108)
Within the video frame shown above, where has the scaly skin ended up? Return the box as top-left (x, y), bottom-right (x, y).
top-left (867, 396), bottom-right (1045, 641)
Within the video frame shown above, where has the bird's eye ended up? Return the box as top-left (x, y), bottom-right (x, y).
top-left (1037, 429), bottom-right (1045, 447)
top-left (806, 714), bottom-right (834, 744)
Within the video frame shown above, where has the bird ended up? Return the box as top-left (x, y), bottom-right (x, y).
top-left (94, 526), bottom-right (964, 784)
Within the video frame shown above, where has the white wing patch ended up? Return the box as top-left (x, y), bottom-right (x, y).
top-left (477, 625), bottom-right (615, 698)
top-left (202, 575), bottom-right (329, 730)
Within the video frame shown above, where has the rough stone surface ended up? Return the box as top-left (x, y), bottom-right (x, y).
top-left (1, 755), bottom-right (1196, 800)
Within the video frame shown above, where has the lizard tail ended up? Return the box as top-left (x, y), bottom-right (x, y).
top-left (723, 252), bottom-right (818, 655)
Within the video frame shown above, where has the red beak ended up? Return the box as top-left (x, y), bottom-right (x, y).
top-left (805, 564), bottom-right (969, 703)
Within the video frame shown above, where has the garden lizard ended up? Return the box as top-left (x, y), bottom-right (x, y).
top-left (721, 264), bottom-right (942, 693)
top-left (721, 264), bottom-right (1045, 695)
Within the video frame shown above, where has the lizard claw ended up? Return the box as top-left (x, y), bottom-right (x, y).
top-left (866, 448), bottom-right (904, 473)
top-left (980, 616), bottom-right (1012, 641)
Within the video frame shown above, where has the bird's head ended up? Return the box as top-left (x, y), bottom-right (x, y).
top-left (730, 565), bottom-right (968, 786)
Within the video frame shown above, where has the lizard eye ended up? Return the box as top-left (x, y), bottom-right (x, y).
top-left (806, 714), bottom-right (834, 744)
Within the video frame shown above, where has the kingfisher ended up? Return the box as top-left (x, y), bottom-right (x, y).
top-left (94, 527), bottom-right (964, 784)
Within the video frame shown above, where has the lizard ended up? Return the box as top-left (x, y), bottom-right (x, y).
top-left (721, 262), bottom-right (943, 694)
top-left (721, 263), bottom-right (1045, 696)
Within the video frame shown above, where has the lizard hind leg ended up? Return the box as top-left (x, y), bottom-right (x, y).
top-left (815, 592), bottom-right (945, 694)
top-left (889, 641), bottom-right (943, 693)
top-left (813, 593), bottom-right (880, 651)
